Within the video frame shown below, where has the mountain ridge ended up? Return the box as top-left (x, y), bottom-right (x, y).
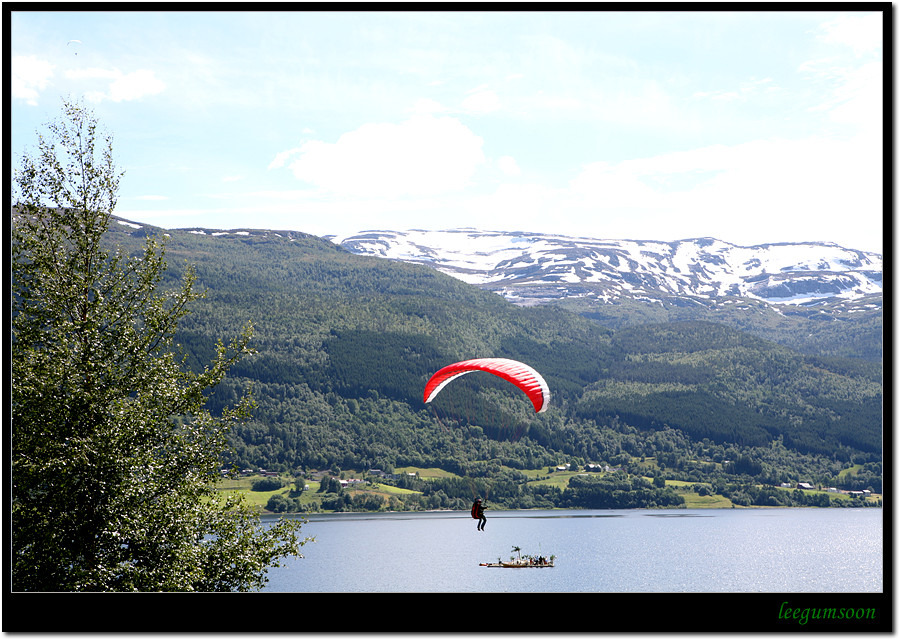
top-left (331, 228), bottom-right (882, 310)
top-left (107, 216), bottom-right (882, 360)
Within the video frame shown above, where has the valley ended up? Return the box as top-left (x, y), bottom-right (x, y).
top-left (104, 217), bottom-right (883, 513)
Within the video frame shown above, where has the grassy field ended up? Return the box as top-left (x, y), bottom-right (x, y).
top-left (214, 475), bottom-right (309, 509)
top-left (527, 470), bottom-right (580, 490)
top-left (836, 464), bottom-right (864, 481)
top-left (393, 466), bottom-right (460, 479)
top-left (667, 481), bottom-right (734, 508)
top-left (215, 472), bottom-right (423, 512)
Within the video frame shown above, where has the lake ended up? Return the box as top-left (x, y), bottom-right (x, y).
top-left (261, 507), bottom-right (882, 593)
top-left (11, 507), bottom-right (884, 633)
top-left (252, 507), bottom-right (887, 632)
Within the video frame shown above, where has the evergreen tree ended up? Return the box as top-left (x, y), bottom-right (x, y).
top-left (11, 99), bottom-right (309, 591)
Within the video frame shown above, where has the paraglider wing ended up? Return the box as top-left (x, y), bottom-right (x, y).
top-left (423, 358), bottom-right (550, 413)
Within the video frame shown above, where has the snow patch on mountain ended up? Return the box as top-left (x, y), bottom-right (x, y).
top-left (333, 229), bottom-right (882, 307)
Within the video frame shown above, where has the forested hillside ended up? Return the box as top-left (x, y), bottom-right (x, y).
top-left (100, 218), bottom-right (883, 510)
top-left (561, 292), bottom-right (883, 362)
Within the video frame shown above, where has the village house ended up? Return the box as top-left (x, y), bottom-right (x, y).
top-left (367, 469), bottom-right (399, 480)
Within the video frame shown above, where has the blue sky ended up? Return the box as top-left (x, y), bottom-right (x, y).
top-left (10, 9), bottom-right (884, 253)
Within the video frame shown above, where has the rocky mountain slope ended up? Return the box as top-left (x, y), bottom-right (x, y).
top-left (114, 218), bottom-right (882, 359)
top-left (331, 228), bottom-right (883, 360)
top-left (332, 229), bottom-right (882, 310)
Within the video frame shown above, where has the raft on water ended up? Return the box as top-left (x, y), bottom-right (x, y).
top-left (480, 556), bottom-right (554, 568)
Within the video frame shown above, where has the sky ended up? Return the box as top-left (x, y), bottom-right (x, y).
top-left (9, 9), bottom-right (885, 253)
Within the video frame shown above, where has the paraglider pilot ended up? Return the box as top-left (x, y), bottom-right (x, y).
top-left (472, 498), bottom-right (487, 531)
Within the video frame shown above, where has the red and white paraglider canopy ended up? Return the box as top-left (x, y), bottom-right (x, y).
top-left (423, 358), bottom-right (550, 413)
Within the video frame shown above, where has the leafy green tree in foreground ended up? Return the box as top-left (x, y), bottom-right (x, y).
top-left (11, 99), bottom-right (309, 591)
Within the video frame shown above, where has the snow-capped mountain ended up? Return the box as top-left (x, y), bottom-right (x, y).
top-left (333, 229), bottom-right (882, 309)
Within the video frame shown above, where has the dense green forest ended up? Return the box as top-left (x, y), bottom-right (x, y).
top-left (101, 219), bottom-right (883, 511)
top-left (559, 286), bottom-right (883, 361)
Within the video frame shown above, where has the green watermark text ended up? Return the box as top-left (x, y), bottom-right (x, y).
top-left (778, 601), bottom-right (878, 626)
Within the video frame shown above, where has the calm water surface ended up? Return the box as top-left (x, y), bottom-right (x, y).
top-left (261, 507), bottom-right (882, 593)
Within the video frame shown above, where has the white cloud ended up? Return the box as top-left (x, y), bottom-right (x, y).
top-left (109, 69), bottom-right (165, 102)
top-left (66, 67), bottom-right (120, 80)
top-left (461, 88), bottom-right (502, 114)
top-left (824, 60), bottom-right (882, 131)
top-left (12, 56), bottom-right (55, 106)
top-left (799, 38), bottom-right (882, 137)
top-left (268, 147), bottom-right (303, 170)
top-left (225, 189), bottom-right (311, 200)
top-left (410, 98), bottom-right (448, 115)
top-left (465, 182), bottom-right (563, 231)
top-left (279, 114), bottom-right (485, 198)
top-left (565, 135), bottom-right (881, 249)
top-left (816, 13), bottom-right (882, 57)
top-left (528, 91), bottom-right (583, 112)
top-left (497, 156), bottom-right (521, 177)
top-left (68, 68), bottom-right (165, 103)
top-left (692, 78), bottom-right (776, 103)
